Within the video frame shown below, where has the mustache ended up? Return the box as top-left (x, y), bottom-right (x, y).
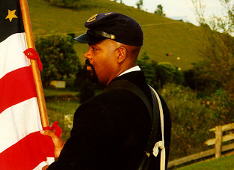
top-left (85, 59), bottom-right (91, 66)
top-left (85, 59), bottom-right (94, 71)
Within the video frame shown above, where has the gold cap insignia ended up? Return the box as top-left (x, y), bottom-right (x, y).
top-left (87, 14), bottom-right (98, 23)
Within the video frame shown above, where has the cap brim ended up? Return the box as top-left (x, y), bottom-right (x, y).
top-left (74, 33), bottom-right (89, 43)
top-left (74, 33), bottom-right (107, 45)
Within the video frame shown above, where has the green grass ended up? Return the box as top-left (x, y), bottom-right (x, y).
top-left (43, 88), bottom-right (79, 139)
top-left (176, 155), bottom-right (234, 170)
top-left (46, 99), bottom-right (80, 140)
top-left (46, 100), bottom-right (79, 114)
top-left (28, 0), bottom-right (209, 70)
top-left (44, 88), bottom-right (78, 97)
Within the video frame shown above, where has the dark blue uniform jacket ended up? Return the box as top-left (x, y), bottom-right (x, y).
top-left (48, 71), bottom-right (171, 170)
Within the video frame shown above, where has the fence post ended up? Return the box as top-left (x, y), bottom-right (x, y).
top-left (215, 126), bottom-right (222, 158)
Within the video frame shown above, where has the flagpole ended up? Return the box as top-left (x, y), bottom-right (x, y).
top-left (19, 0), bottom-right (49, 127)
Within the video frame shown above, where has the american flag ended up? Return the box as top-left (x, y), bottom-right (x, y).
top-left (0, 0), bottom-right (54, 169)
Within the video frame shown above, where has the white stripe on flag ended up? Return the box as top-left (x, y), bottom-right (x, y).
top-left (33, 157), bottom-right (55, 170)
top-left (0, 33), bottom-right (30, 79)
top-left (0, 2), bottom-right (55, 168)
top-left (0, 97), bottom-right (42, 153)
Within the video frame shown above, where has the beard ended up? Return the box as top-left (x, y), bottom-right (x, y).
top-left (85, 59), bottom-right (99, 84)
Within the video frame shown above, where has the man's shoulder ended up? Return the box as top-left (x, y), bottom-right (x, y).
top-left (95, 87), bottom-right (140, 105)
top-left (78, 88), bottom-right (138, 110)
top-left (80, 86), bottom-right (147, 114)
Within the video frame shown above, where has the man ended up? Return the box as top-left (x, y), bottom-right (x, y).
top-left (43, 12), bottom-right (171, 170)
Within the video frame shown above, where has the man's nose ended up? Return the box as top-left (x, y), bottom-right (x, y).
top-left (84, 48), bottom-right (94, 65)
top-left (84, 48), bottom-right (92, 59)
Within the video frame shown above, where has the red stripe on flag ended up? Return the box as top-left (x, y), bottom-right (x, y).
top-left (0, 132), bottom-right (54, 170)
top-left (0, 66), bottom-right (37, 113)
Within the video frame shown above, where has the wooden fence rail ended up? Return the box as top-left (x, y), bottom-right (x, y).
top-left (168, 122), bottom-right (234, 168)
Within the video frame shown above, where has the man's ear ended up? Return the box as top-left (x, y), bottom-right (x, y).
top-left (117, 46), bottom-right (127, 63)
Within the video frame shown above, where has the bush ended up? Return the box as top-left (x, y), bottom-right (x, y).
top-left (184, 66), bottom-right (222, 96)
top-left (137, 52), bottom-right (184, 89)
top-left (36, 35), bottom-right (81, 88)
top-left (193, 31), bottom-right (234, 99)
top-left (155, 63), bottom-right (184, 88)
top-left (204, 89), bottom-right (234, 124)
top-left (137, 53), bottom-right (157, 86)
top-left (160, 84), bottom-right (215, 159)
top-left (162, 85), bottom-right (234, 160)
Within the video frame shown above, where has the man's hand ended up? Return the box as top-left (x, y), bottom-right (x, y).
top-left (42, 165), bottom-right (48, 170)
top-left (41, 130), bottom-right (64, 158)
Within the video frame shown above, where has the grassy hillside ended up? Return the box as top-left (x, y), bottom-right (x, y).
top-left (176, 154), bottom-right (234, 170)
top-left (28, 0), bottom-right (207, 70)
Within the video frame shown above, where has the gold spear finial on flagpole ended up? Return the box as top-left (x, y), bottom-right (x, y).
top-left (19, 0), bottom-right (49, 127)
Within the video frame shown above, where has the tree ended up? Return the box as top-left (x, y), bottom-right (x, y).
top-left (137, 52), bottom-right (156, 86)
top-left (154, 4), bottom-right (166, 16)
top-left (191, 0), bottom-right (206, 24)
top-left (191, 0), bottom-right (234, 99)
top-left (209, 0), bottom-right (234, 34)
top-left (200, 32), bottom-right (234, 97)
top-left (36, 35), bottom-right (82, 88)
top-left (191, 0), bottom-right (233, 34)
top-left (136, 0), bottom-right (143, 10)
top-left (137, 52), bottom-right (184, 89)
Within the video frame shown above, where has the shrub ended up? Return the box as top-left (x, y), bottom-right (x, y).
top-left (192, 31), bottom-right (234, 99)
top-left (155, 63), bottom-right (184, 88)
top-left (204, 89), bottom-right (234, 124)
top-left (183, 66), bottom-right (222, 96)
top-left (137, 53), bottom-right (157, 86)
top-left (137, 52), bottom-right (184, 89)
top-left (36, 35), bottom-right (81, 88)
top-left (160, 84), bottom-right (215, 159)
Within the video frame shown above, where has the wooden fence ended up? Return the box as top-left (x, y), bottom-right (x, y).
top-left (168, 122), bottom-right (234, 168)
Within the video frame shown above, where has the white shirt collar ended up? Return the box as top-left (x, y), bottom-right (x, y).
top-left (118, 65), bottom-right (141, 77)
